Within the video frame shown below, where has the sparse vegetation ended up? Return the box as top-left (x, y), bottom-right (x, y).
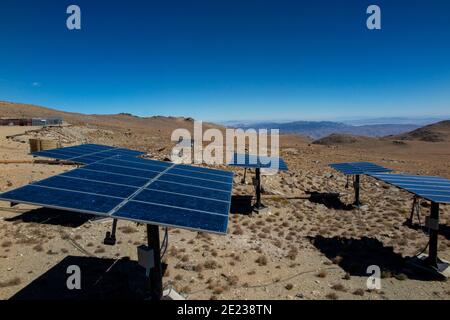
top-left (0, 277), bottom-right (21, 288)
top-left (316, 270), bottom-right (327, 278)
top-left (326, 292), bottom-right (339, 300)
top-left (255, 255), bottom-right (268, 266)
top-left (353, 289), bottom-right (365, 296)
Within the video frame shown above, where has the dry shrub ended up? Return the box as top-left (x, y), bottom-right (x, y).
top-left (286, 247), bottom-right (298, 260)
top-left (0, 277), bottom-right (21, 288)
top-left (1, 241), bottom-right (12, 248)
top-left (331, 283), bottom-right (346, 292)
top-left (119, 226), bottom-right (138, 234)
top-left (285, 283), bottom-right (294, 290)
top-left (353, 289), bottom-right (365, 296)
top-left (326, 292), bottom-right (338, 300)
top-left (94, 248), bottom-right (105, 254)
top-left (233, 226), bottom-right (244, 235)
top-left (255, 255), bottom-right (268, 266)
top-left (204, 260), bottom-right (218, 269)
top-left (33, 244), bottom-right (44, 252)
top-left (175, 274), bottom-right (183, 281)
top-left (316, 270), bottom-right (327, 278)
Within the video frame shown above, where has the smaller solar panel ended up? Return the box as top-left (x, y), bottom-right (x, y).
top-left (330, 162), bottom-right (392, 175)
top-left (228, 153), bottom-right (288, 171)
top-left (369, 173), bottom-right (450, 204)
top-left (32, 144), bottom-right (145, 164)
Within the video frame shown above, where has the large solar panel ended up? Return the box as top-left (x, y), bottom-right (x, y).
top-left (32, 143), bottom-right (145, 164)
top-left (228, 153), bottom-right (288, 171)
top-left (0, 153), bottom-right (234, 234)
top-left (330, 162), bottom-right (392, 175)
top-left (368, 173), bottom-right (450, 204)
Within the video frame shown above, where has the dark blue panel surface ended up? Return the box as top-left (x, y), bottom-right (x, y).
top-left (148, 180), bottom-right (231, 202)
top-left (229, 153), bottom-right (288, 171)
top-left (61, 168), bottom-right (149, 187)
top-left (167, 167), bottom-right (234, 183)
top-left (330, 162), bottom-right (392, 175)
top-left (99, 158), bottom-right (168, 173)
top-left (134, 189), bottom-right (229, 215)
top-left (84, 163), bottom-right (161, 179)
top-left (175, 164), bottom-right (234, 177)
top-left (0, 185), bottom-right (122, 214)
top-left (33, 150), bottom-right (75, 160)
top-left (32, 144), bottom-right (145, 165)
top-left (369, 173), bottom-right (450, 204)
top-left (114, 156), bottom-right (172, 168)
top-left (112, 201), bottom-right (228, 234)
top-left (159, 173), bottom-right (232, 191)
top-left (34, 176), bottom-right (137, 199)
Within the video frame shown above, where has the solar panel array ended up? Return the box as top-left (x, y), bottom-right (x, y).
top-left (368, 173), bottom-right (450, 204)
top-left (32, 143), bottom-right (145, 164)
top-left (229, 153), bottom-right (288, 171)
top-left (330, 162), bottom-right (392, 175)
top-left (1, 147), bottom-right (234, 234)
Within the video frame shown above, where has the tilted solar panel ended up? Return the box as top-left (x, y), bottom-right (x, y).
top-left (0, 154), bottom-right (234, 234)
top-left (32, 144), bottom-right (145, 164)
top-left (229, 153), bottom-right (288, 171)
top-left (330, 162), bottom-right (392, 175)
top-left (369, 173), bottom-right (450, 204)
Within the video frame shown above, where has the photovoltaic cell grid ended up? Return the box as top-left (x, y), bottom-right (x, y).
top-left (0, 151), bottom-right (234, 234)
top-left (368, 173), bottom-right (450, 204)
top-left (228, 153), bottom-right (288, 171)
top-left (330, 162), bottom-right (392, 175)
top-left (32, 143), bottom-right (145, 164)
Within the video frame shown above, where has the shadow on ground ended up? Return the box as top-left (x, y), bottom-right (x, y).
top-left (230, 195), bottom-right (253, 215)
top-left (10, 256), bottom-right (148, 300)
top-left (306, 191), bottom-right (353, 211)
top-left (5, 207), bottom-right (94, 228)
top-left (309, 235), bottom-right (439, 281)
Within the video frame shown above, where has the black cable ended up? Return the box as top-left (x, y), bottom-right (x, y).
top-left (160, 227), bottom-right (169, 259)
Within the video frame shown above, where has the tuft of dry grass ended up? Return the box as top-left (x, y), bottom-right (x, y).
top-left (33, 244), bottom-right (44, 252)
top-left (255, 255), bottom-right (268, 266)
top-left (94, 247), bottom-right (105, 254)
top-left (119, 226), bottom-right (138, 234)
top-left (326, 292), bottom-right (339, 300)
top-left (1, 241), bottom-right (12, 248)
top-left (175, 274), bottom-right (183, 281)
top-left (353, 289), bottom-right (365, 296)
top-left (316, 270), bottom-right (327, 278)
top-left (0, 277), bottom-right (21, 288)
top-left (331, 283), bottom-right (346, 292)
top-left (204, 260), bottom-right (218, 270)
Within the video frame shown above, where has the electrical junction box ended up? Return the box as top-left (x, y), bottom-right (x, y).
top-left (137, 245), bottom-right (155, 275)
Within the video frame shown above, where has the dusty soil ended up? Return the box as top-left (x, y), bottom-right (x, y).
top-left (0, 123), bottom-right (450, 300)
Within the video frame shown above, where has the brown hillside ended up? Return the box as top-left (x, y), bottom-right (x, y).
top-left (312, 133), bottom-right (377, 146)
top-left (0, 101), bottom-right (221, 135)
top-left (389, 120), bottom-right (450, 142)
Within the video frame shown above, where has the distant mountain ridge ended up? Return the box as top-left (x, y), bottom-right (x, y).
top-left (228, 120), bottom-right (420, 139)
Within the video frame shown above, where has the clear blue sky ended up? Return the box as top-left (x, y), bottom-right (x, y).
top-left (0, 0), bottom-right (449, 122)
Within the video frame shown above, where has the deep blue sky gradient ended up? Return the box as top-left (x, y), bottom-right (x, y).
top-left (0, 0), bottom-right (449, 121)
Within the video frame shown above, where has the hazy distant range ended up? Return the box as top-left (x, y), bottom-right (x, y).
top-left (220, 117), bottom-right (448, 140)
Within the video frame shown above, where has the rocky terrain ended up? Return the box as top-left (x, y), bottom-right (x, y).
top-left (0, 103), bottom-right (450, 300)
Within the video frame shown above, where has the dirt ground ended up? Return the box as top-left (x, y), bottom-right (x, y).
top-left (1, 125), bottom-right (450, 300)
